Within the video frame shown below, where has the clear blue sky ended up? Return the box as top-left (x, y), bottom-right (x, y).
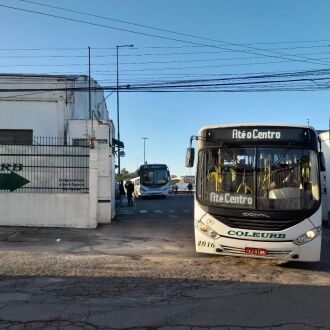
top-left (1, 0), bottom-right (330, 176)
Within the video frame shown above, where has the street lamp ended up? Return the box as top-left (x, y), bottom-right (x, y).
top-left (116, 44), bottom-right (134, 176)
top-left (141, 137), bottom-right (148, 165)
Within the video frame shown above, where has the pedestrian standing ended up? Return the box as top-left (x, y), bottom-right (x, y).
top-left (119, 181), bottom-right (126, 207)
top-left (125, 180), bottom-right (134, 207)
top-left (187, 182), bottom-right (193, 195)
top-left (174, 184), bottom-right (178, 194)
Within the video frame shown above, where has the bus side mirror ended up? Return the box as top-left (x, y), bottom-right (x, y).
top-left (137, 170), bottom-right (140, 176)
top-left (319, 152), bottom-right (326, 172)
top-left (186, 147), bottom-right (195, 167)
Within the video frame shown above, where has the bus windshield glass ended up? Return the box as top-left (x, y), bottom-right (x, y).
top-left (196, 147), bottom-right (320, 211)
top-left (140, 166), bottom-right (169, 187)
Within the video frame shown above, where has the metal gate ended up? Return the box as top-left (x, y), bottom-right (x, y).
top-left (0, 137), bottom-right (90, 193)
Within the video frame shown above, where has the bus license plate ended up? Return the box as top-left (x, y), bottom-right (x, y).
top-left (245, 247), bottom-right (267, 256)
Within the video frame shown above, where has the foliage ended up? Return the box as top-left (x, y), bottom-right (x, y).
top-left (120, 168), bottom-right (138, 180)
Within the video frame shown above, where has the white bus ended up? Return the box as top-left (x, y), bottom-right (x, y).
top-left (186, 124), bottom-right (326, 262)
top-left (135, 164), bottom-right (171, 198)
top-left (130, 177), bottom-right (141, 198)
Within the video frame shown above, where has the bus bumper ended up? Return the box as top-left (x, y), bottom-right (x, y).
top-left (195, 232), bottom-right (321, 262)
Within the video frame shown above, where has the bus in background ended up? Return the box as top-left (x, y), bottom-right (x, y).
top-left (130, 177), bottom-right (141, 198)
top-left (136, 164), bottom-right (171, 198)
top-left (186, 124), bottom-right (325, 262)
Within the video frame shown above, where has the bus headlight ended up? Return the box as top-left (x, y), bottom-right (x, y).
top-left (293, 227), bottom-right (322, 246)
top-left (198, 222), bottom-right (220, 239)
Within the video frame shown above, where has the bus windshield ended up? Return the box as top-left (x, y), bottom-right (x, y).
top-left (140, 167), bottom-right (169, 187)
top-left (196, 147), bottom-right (320, 211)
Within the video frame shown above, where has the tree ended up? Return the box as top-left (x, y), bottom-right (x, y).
top-left (120, 168), bottom-right (138, 180)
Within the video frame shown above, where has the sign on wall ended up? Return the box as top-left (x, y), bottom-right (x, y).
top-left (0, 143), bottom-right (89, 193)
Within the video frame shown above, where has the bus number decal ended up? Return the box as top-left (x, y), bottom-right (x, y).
top-left (198, 241), bottom-right (215, 248)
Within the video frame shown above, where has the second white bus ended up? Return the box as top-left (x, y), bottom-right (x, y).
top-left (133, 164), bottom-right (171, 198)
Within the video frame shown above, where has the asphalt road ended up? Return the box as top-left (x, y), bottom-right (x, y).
top-left (0, 194), bottom-right (329, 329)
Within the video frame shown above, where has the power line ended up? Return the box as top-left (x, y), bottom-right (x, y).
top-left (14, 0), bottom-right (330, 67)
top-left (0, 90), bottom-right (52, 99)
top-left (97, 43), bottom-right (330, 50)
top-left (1, 68), bottom-right (330, 87)
top-left (0, 55), bottom-right (88, 58)
top-left (0, 43), bottom-right (329, 52)
top-left (38, 63), bottom-right (330, 76)
top-left (2, 3), bottom-right (330, 67)
top-left (0, 47), bottom-right (86, 51)
top-left (0, 70), bottom-right (319, 85)
top-left (13, 0), bottom-right (330, 53)
top-left (88, 61), bottom-right (330, 72)
top-left (0, 4), bottom-right (223, 48)
top-left (0, 70), bottom-right (329, 93)
top-left (3, 50), bottom-right (330, 68)
top-left (1, 47), bottom-right (330, 60)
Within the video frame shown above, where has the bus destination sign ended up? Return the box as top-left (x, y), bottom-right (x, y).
top-left (141, 164), bottom-right (167, 170)
top-left (210, 192), bottom-right (254, 208)
top-left (232, 128), bottom-right (281, 140)
top-left (205, 126), bottom-right (316, 146)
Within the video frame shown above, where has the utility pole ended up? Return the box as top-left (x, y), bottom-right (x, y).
top-left (116, 44), bottom-right (134, 176)
top-left (141, 137), bottom-right (148, 165)
top-left (88, 46), bottom-right (91, 119)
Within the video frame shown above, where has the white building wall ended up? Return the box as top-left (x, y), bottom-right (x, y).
top-left (0, 74), bottom-right (116, 228)
top-left (67, 119), bottom-right (116, 224)
top-left (67, 119), bottom-right (112, 140)
top-left (73, 76), bottom-right (109, 120)
top-left (0, 194), bottom-right (94, 228)
top-left (0, 99), bottom-right (63, 137)
top-left (96, 145), bottom-right (111, 222)
top-left (0, 74), bottom-right (109, 138)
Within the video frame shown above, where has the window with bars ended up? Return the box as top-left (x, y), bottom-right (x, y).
top-left (0, 129), bottom-right (33, 145)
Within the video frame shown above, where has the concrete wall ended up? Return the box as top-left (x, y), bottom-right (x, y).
top-left (68, 119), bottom-right (116, 224)
top-left (79, 135), bottom-right (116, 225)
top-left (0, 143), bottom-right (110, 229)
top-left (0, 193), bottom-right (94, 228)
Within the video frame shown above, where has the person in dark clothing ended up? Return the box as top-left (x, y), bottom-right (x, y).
top-left (174, 184), bottom-right (178, 194)
top-left (125, 181), bottom-right (134, 207)
top-left (119, 181), bottom-right (126, 207)
top-left (187, 182), bottom-right (193, 195)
